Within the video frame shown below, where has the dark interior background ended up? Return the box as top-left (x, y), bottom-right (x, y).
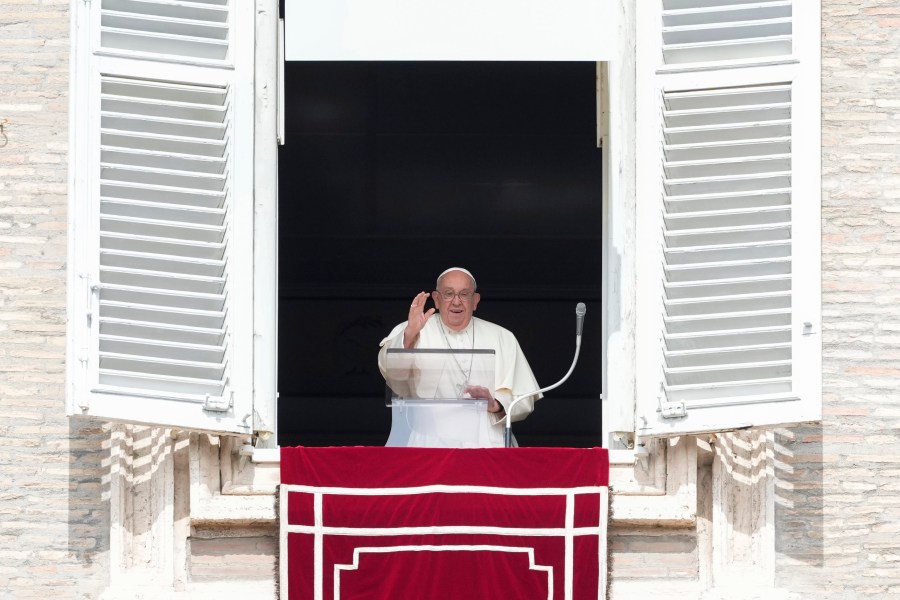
top-left (277, 61), bottom-right (603, 447)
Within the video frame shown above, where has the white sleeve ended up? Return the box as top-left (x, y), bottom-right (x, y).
top-left (377, 321), bottom-right (409, 379)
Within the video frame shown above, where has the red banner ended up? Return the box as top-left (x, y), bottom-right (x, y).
top-left (281, 447), bottom-right (609, 599)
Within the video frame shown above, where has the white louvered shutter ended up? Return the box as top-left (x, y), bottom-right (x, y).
top-left (635, 0), bottom-right (821, 437)
top-left (68, 0), bottom-right (255, 433)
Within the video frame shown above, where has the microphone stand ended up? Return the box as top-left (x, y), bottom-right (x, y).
top-left (503, 304), bottom-right (586, 448)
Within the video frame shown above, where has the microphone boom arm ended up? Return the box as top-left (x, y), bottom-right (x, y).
top-left (503, 332), bottom-right (584, 448)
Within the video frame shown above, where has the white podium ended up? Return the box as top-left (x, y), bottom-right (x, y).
top-left (383, 348), bottom-right (497, 448)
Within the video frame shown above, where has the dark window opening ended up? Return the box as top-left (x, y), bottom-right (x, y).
top-left (277, 61), bottom-right (603, 447)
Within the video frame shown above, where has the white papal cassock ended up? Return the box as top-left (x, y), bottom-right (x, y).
top-left (378, 316), bottom-right (541, 448)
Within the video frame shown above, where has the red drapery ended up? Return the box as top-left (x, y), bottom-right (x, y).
top-left (280, 447), bottom-right (609, 600)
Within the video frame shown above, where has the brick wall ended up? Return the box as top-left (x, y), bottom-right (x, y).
top-left (809, 0), bottom-right (900, 596)
top-left (0, 2), bottom-right (109, 598)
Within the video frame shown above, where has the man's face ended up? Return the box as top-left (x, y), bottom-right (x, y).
top-left (432, 270), bottom-right (480, 332)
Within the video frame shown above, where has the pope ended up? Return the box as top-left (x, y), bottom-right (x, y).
top-left (378, 267), bottom-right (541, 447)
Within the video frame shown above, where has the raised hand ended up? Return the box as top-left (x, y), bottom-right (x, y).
top-left (403, 291), bottom-right (435, 348)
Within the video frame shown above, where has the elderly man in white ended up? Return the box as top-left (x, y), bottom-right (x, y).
top-left (378, 267), bottom-right (541, 447)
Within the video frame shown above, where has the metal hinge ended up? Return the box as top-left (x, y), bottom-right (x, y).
top-left (659, 400), bottom-right (687, 419)
top-left (656, 381), bottom-right (687, 419)
top-left (203, 390), bottom-right (233, 412)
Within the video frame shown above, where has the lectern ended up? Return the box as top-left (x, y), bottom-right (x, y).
top-left (382, 348), bottom-right (500, 448)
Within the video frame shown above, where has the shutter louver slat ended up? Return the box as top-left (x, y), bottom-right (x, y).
top-left (101, 30), bottom-right (228, 62)
top-left (665, 223), bottom-right (791, 247)
top-left (665, 190), bottom-right (791, 213)
top-left (101, 199), bottom-right (226, 225)
top-left (100, 299), bottom-right (225, 328)
top-left (664, 362), bottom-right (791, 386)
top-left (102, 12), bottom-right (228, 40)
top-left (101, 233), bottom-right (225, 260)
top-left (99, 353), bottom-right (226, 379)
top-left (102, 77), bottom-right (229, 107)
top-left (665, 291), bottom-right (791, 316)
top-left (658, 83), bottom-right (795, 410)
top-left (99, 371), bottom-right (226, 396)
top-left (665, 207), bottom-right (791, 230)
top-left (664, 274), bottom-right (791, 300)
top-left (662, 382), bottom-right (793, 404)
top-left (665, 258), bottom-right (791, 282)
top-left (100, 268), bottom-right (225, 295)
top-left (97, 75), bottom-right (233, 400)
top-left (661, 1), bottom-right (793, 65)
top-left (100, 0), bottom-right (230, 62)
top-left (100, 249), bottom-right (226, 276)
top-left (664, 309), bottom-right (791, 335)
top-left (101, 150), bottom-right (226, 174)
top-left (100, 336), bottom-right (225, 362)
top-left (100, 166), bottom-right (226, 190)
top-left (104, 0), bottom-right (228, 23)
top-left (663, 1), bottom-right (792, 25)
top-left (664, 325), bottom-right (791, 351)
top-left (100, 217), bottom-right (226, 243)
top-left (102, 116), bottom-right (226, 140)
top-left (101, 318), bottom-right (225, 345)
top-left (102, 99), bottom-right (226, 122)
top-left (100, 134), bottom-right (226, 158)
top-left (666, 346), bottom-right (791, 369)
top-left (102, 184), bottom-right (225, 209)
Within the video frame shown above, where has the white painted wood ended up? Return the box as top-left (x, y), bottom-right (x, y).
top-left (601, 0), bottom-right (639, 443)
top-left (635, 0), bottom-right (821, 438)
top-left (661, 0), bottom-right (793, 65)
top-left (284, 0), bottom-right (616, 61)
top-left (68, 0), bottom-right (257, 435)
top-left (253, 0), bottom-right (279, 442)
top-left (98, 0), bottom-right (231, 64)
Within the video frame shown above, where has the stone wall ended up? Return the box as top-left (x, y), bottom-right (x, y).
top-left (0, 1), bottom-right (110, 598)
top-left (814, 0), bottom-right (900, 596)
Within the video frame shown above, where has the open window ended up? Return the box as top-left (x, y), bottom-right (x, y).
top-left (276, 61), bottom-right (605, 447)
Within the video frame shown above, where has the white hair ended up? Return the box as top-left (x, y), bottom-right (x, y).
top-left (436, 267), bottom-right (477, 291)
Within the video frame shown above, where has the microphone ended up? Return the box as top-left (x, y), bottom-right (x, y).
top-left (503, 302), bottom-right (587, 447)
top-left (576, 302), bottom-right (586, 337)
